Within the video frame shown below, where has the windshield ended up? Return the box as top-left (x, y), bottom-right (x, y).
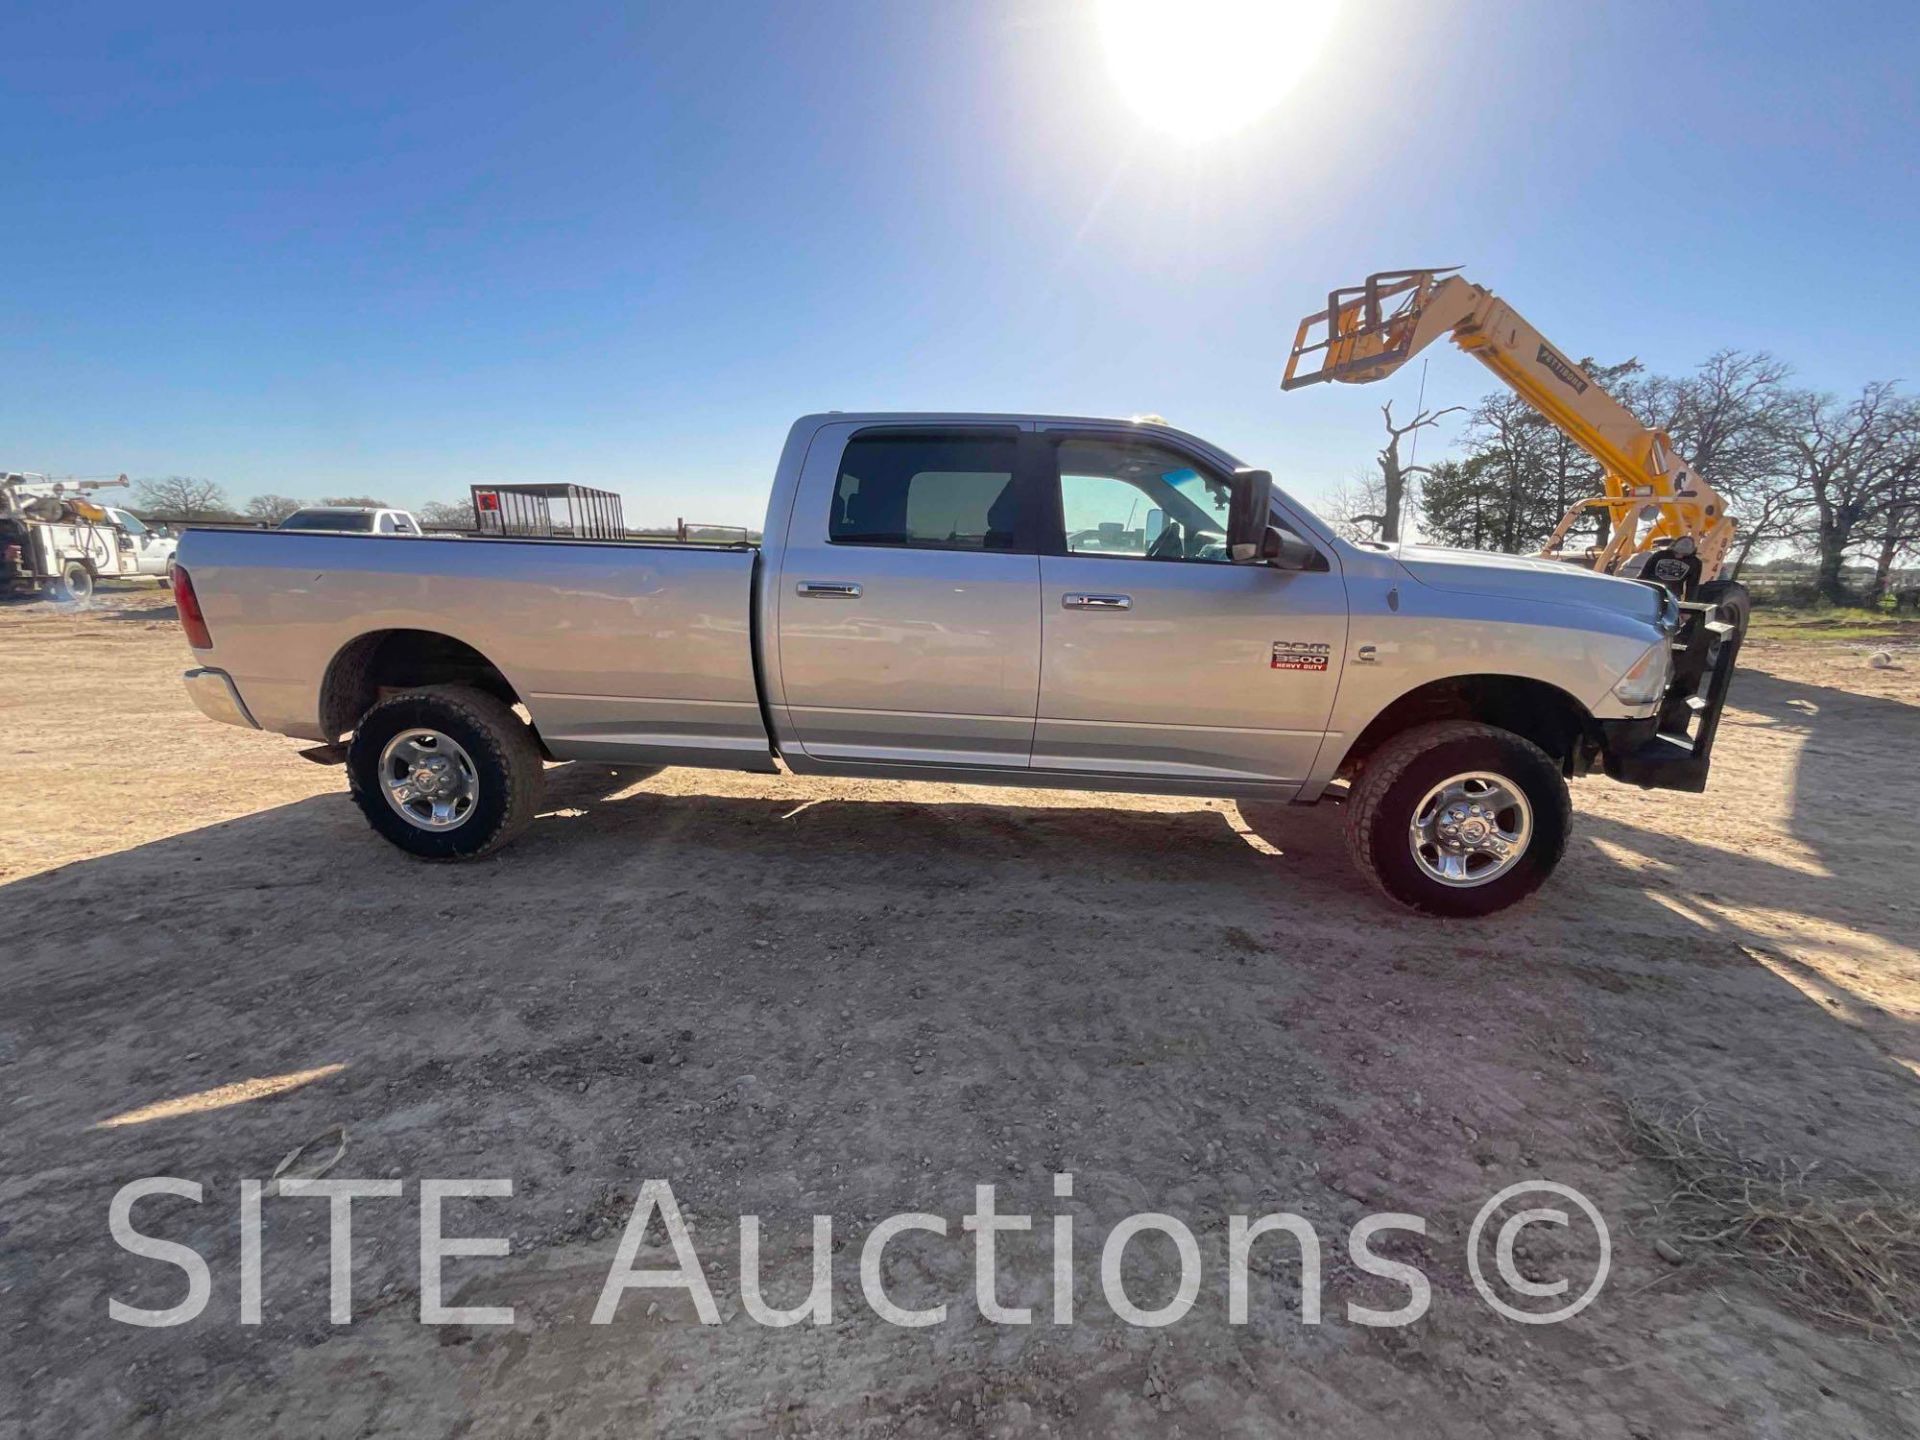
top-left (280, 511), bottom-right (375, 532)
top-left (112, 510), bottom-right (147, 535)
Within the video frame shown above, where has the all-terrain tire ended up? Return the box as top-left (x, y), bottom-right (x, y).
top-left (1344, 720), bottom-right (1571, 917)
top-left (347, 685), bottom-right (545, 860)
top-left (1695, 579), bottom-right (1751, 640)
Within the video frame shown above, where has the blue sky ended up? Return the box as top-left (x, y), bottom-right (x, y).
top-left (4, 0), bottom-right (1917, 526)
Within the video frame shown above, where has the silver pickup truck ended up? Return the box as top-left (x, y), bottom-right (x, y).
top-left (172, 413), bottom-right (1741, 916)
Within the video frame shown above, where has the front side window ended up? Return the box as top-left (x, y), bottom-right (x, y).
top-left (1055, 439), bottom-right (1233, 562)
top-left (115, 511), bottom-right (148, 536)
top-left (831, 433), bottom-right (1020, 551)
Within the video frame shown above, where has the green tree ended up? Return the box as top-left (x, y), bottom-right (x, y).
top-left (1418, 454), bottom-right (1511, 550)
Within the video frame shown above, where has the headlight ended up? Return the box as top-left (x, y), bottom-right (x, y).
top-left (1612, 641), bottom-right (1672, 706)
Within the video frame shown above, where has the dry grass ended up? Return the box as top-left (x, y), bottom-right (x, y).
top-left (1748, 605), bottom-right (1920, 645)
top-left (1625, 1101), bottom-right (1920, 1340)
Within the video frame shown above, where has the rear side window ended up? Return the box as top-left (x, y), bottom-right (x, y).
top-left (830, 433), bottom-right (1020, 551)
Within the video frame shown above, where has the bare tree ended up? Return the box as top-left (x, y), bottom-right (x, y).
top-left (1861, 488), bottom-right (1920, 603)
top-left (243, 494), bottom-right (305, 525)
top-left (1777, 383), bottom-right (1919, 603)
top-left (1657, 350), bottom-right (1792, 482)
top-left (416, 500), bottom-right (473, 529)
top-left (134, 475), bottom-right (229, 520)
top-left (1321, 469), bottom-right (1387, 543)
top-left (320, 494), bottom-right (390, 508)
top-left (1720, 472), bottom-right (1805, 581)
top-left (1641, 350), bottom-right (1801, 579)
top-left (1374, 400), bottom-right (1462, 542)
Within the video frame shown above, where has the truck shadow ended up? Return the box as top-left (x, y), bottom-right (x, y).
top-left (9, 755), bottom-right (1914, 1106)
top-left (7, 753), bottom-right (1918, 1433)
top-left (1718, 656), bottom-right (1918, 878)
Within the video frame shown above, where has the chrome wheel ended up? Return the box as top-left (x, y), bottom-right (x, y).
top-left (378, 728), bottom-right (478, 832)
top-left (1408, 771), bottom-right (1532, 888)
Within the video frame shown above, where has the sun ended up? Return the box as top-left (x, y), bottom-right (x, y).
top-left (1096, 0), bottom-right (1340, 142)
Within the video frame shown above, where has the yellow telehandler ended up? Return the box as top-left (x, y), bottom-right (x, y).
top-left (1282, 267), bottom-right (1749, 633)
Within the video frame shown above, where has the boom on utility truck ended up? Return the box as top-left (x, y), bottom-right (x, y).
top-left (1283, 268), bottom-right (1750, 632)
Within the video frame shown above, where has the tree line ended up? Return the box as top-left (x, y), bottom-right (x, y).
top-left (1328, 353), bottom-right (1920, 605)
top-left (129, 478), bottom-right (473, 529)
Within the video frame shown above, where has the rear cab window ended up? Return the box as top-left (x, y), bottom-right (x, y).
top-left (830, 432), bottom-right (1023, 552)
top-left (280, 511), bottom-right (375, 532)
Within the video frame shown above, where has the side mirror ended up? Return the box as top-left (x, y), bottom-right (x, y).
top-left (1260, 525), bottom-right (1320, 571)
top-left (1227, 468), bottom-right (1274, 563)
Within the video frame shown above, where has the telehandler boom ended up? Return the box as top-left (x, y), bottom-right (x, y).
top-left (1283, 268), bottom-right (1745, 623)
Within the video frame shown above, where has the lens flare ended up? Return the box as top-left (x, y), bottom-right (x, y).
top-left (1097, 0), bottom-right (1340, 142)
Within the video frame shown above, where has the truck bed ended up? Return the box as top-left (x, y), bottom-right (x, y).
top-left (178, 528), bottom-right (775, 767)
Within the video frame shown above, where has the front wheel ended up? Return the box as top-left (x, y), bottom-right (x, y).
top-left (347, 685), bottom-right (545, 860)
top-left (1345, 720), bottom-right (1571, 917)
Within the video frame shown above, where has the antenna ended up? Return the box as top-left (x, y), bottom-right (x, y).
top-left (1408, 358), bottom-right (1430, 467)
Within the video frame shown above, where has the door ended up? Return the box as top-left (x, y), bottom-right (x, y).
top-left (774, 426), bottom-right (1045, 767)
top-left (111, 510), bottom-right (170, 574)
top-left (1033, 431), bottom-right (1347, 787)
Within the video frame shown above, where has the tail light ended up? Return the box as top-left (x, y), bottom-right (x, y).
top-left (173, 565), bottom-right (213, 649)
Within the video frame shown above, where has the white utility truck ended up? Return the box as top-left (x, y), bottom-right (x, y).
top-left (0, 474), bottom-right (173, 602)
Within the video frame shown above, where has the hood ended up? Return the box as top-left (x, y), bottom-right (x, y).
top-left (1392, 543), bottom-right (1667, 623)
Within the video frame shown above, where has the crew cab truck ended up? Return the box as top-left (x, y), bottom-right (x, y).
top-left (171, 413), bottom-right (1740, 916)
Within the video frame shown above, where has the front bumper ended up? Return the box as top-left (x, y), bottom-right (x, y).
top-left (183, 667), bottom-right (261, 730)
top-left (1597, 602), bottom-right (1743, 792)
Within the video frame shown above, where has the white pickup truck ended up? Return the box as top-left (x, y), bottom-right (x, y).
top-left (172, 413), bottom-right (1741, 915)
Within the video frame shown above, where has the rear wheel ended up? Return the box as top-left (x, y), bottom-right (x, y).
top-left (1345, 720), bottom-right (1570, 917)
top-left (53, 561), bottom-right (94, 605)
top-left (1695, 578), bottom-right (1751, 639)
top-left (347, 685), bottom-right (544, 860)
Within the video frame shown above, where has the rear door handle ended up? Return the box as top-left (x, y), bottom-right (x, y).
top-left (1062, 592), bottom-right (1131, 610)
top-left (797, 581), bottom-right (862, 599)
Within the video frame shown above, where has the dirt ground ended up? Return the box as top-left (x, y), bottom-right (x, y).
top-left (4, 588), bottom-right (1918, 1438)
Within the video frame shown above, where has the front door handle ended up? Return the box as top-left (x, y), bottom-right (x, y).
top-left (797, 581), bottom-right (862, 599)
top-left (1062, 592), bottom-right (1131, 610)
